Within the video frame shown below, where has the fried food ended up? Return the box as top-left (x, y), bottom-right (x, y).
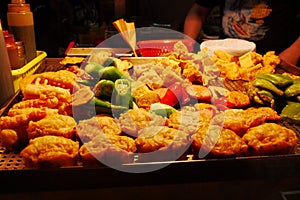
top-left (212, 109), bottom-right (266, 137)
top-left (225, 90), bottom-right (251, 108)
top-left (242, 123), bottom-right (298, 155)
top-left (245, 107), bottom-right (281, 121)
top-left (192, 125), bottom-right (248, 158)
top-left (20, 135), bottom-right (79, 168)
top-left (167, 106), bottom-right (210, 134)
top-left (26, 114), bottom-right (77, 139)
top-left (79, 133), bottom-right (136, 165)
top-left (131, 82), bottom-right (160, 109)
top-left (211, 50), bottom-right (280, 81)
top-left (96, 114), bottom-right (122, 135)
top-left (20, 70), bottom-right (80, 93)
top-left (8, 107), bottom-right (59, 117)
top-left (0, 129), bottom-right (19, 151)
top-left (117, 108), bottom-right (166, 137)
top-left (135, 126), bottom-right (191, 162)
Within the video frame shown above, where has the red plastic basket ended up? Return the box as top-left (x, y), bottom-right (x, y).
top-left (136, 39), bottom-right (195, 57)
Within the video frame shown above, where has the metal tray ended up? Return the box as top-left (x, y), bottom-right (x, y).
top-left (0, 62), bottom-right (300, 193)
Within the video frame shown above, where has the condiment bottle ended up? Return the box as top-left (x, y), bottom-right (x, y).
top-left (15, 41), bottom-right (26, 68)
top-left (4, 32), bottom-right (19, 70)
top-left (0, 20), bottom-right (15, 107)
top-left (7, 0), bottom-right (37, 62)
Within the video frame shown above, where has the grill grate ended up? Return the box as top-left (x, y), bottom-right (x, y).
top-left (0, 146), bottom-right (25, 170)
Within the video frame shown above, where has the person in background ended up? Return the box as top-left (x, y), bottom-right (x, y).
top-left (183, 0), bottom-right (300, 66)
top-left (68, 0), bottom-right (105, 46)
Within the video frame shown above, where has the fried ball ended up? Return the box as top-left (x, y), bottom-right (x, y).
top-left (20, 135), bottom-right (79, 168)
top-left (242, 123), bottom-right (298, 156)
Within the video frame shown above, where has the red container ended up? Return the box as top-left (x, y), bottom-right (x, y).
top-left (136, 39), bottom-right (195, 57)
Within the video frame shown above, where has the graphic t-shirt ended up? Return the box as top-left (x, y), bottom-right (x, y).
top-left (195, 0), bottom-right (299, 54)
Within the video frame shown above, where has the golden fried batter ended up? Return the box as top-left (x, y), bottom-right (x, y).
top-left (246, 107), bottom-right (281, 121)
top-left (79, 134), bottom-right (136, 165)
top-left (27, 114), bottom-right (76, 139)
top-left (242, 123), bottom-right (298, 155)
top-left (96, 115), bottom-right (122, 136)
top-left (212, 109), bottom-right (266, 137)
top-left (192, 125), bottom-right (248, 158)
top-left (20, 135), bottom-right (79, 168)
top-left (118, 108), bottom-right (166, 137)
top-left (135, 126), bottom-right (190, 153)
top-left (168, 106), bottom-right (211, 134)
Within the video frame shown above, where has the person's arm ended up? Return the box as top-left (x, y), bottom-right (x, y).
top-left (279, 36), bottom-right (300, 66)
top-left (183, 3), bottom-right (212, 40)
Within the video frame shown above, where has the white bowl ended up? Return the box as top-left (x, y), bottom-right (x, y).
top-left (200, 38), bottom-right (256, 57)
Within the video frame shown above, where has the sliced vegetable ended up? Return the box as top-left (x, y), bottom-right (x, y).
top-left (98, 66), bottom-right (124, 82)
top-left (159, 88), bottom-right (178, 107)
top-left (284, 83), bottom-right (300, 98)
top-left (256, 73), bottom-right (293, 88)
top-left (150, 108), bottom-right (177, 118)
top-left (72, 86), bottom-right (94, 106)
top-left (112, 78), bottom-right (133, 108)
top-left (257, 89), bottom-right (275, 108)
top-left (84, 62), bottom-right (104, 79)
top-left (280, 102), bottom-right (300, 124)
top-left (92, 97), bottom-right (128, 117)
top-left (252, 78), bottom-right (284, 96)
top-left (150, 102), bottom-right (177, 118)
top-left (93, 79), bottom-right (115, 99)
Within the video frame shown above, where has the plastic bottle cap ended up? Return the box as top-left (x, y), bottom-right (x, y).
top-left (11, 0), bottom-right (25, 4)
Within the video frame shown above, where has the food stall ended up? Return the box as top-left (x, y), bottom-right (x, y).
top-left (0, 1), bottom-right (300, 199)
top-left (0, 34), bottom-right (300, 200)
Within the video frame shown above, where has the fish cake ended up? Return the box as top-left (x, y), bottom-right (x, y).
top-left (26, 114), bottom-right (77, 139)
top-left (242, 123), bottom-right (298, 155)
top-left (20, 135), bottom-right (79, 168)
top-left (79, 134), bottom-right (136, 166)
top-left (135, 126), bottom-right (191, 162)
top-left (192, 125), bottom-right (248, 158)
top-left (118, 108), bottom-right (166, 137)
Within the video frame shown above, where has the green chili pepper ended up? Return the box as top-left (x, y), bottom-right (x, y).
top-left (92, 97), bottom-right (128, 117)
top-left (284, 83), bottom-right (300, 98)
top-left (98, 66), bottom-right (124, 82)
top-left (257, 89), bottom-right (275, 108)
top-left (256, 73), bottom-right (293, 88)
top-left (280, 102), bottom-right (300, 124)
top-left (93, 79), bottom-right (115, 99)
top-left (252, 78), bottom-right (284, 96)
top-left (112, 78), bottom-right (133, 108)
top-left (84, 62), bottom-right (104, 79)
top-left (76, 79), bottom-right (98, 86)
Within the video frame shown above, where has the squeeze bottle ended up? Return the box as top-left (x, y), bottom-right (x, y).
top-left (7, 0), bottom-right (37, 62)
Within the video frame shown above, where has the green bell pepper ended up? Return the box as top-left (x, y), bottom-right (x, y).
top-left (252, 78), bottom-right (284, 96)
top-left (93, 79), bottom-right (115, 99)
top-left (280, 102), bottom-right (300, 124)
top-left (256, 73), bottom-right (293, 88)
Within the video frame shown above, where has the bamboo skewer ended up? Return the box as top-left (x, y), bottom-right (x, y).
top-left (113, 19), bottom-right (138, 57)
